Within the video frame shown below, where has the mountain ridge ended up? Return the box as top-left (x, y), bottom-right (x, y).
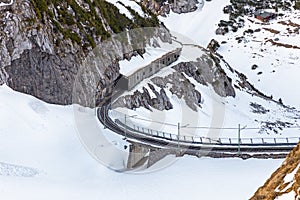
top-left (0, 0), bottom-right (162, 104)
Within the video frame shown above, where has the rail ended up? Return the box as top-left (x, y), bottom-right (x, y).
top-left (114, 119), bottom-right (300, 147)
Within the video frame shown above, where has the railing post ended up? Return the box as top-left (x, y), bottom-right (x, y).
top-left (124, 114), bottom-right (127, 139)
top-left (238, 124), bottom-right (241, 155)
top-left (103, 107), bottom-right (106, 129)
top-left (177, 123), bottom-right (180, 149)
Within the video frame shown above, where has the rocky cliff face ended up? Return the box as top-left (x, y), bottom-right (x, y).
top-left (172, 59), bottom-right (235, 98)
top-left (139, 0), bottom-right (201, 15)
top-left (112, 83), bottom-right (173, 111)
top-left (112, 71), bottom-right (202, 112)
top-left (171, 0), bottom-right (200, 14)
top-left (0, 0), bottom-right (164, 105)
top-left (112, 45), bottom-right (236, 112)
top-left (251, 143), bottom-right (300, 200)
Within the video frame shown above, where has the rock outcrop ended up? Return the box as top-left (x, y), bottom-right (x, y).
top-left (140, 0), bottom-right (202, 15)
top-left (172, 55), bottom-right (236, 98)
top-left (251, 142), bottom-right (300, 200)
top-left (139, 0), bottom-right (171, 16)
top-left (0, 0), bottom-right (168, 106)
top-left (171, 0), bottom-right (200, 14)
top-left (207, 39), bottom-right (220, 52)
top-left (152, 71), bottom-right (202, 111)
top-left (113, 70), bottom-right (203, 112)
top-left (112, 83), bottom-right (173, 111)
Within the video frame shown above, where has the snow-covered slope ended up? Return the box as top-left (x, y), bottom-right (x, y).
top-left (160, 0), bottom-right (300, 109)
top-left (0, 85), bottom-right (284, 200)
top-left (106, 0), bottom-right (145, 19)
top-left (112, 38), bottom-right (300, 140)
top-left (107, 0), bottom-right (300, 141)
top-left (1, 1), bottom-right (300, 199)
top-left (0, 162), bottom-right (38, 177)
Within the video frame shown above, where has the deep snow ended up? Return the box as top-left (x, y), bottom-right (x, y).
top-left (0, 85), bottom-right (284, 200)
top-left (1, 0), bottom-right (300, 199)
top-left (160, 0), bottom-right (300, 109)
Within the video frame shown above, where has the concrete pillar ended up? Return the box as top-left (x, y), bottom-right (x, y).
top-left (127, 144), bottom-right (150, 169)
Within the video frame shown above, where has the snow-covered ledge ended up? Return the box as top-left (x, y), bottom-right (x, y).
top-left (0, 0), bottom-right (14, 7)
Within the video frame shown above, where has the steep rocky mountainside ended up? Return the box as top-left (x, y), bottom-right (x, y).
top-left (0, 0), bottom-right (162, 105)
top-left (139, 0), bottom-right (201, 15)
top-left (251, 142), bottom-right (300, 200)
top-left (113, 46), bottom-right (236, 112)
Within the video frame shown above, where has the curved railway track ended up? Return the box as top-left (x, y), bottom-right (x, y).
top-left (97, 101), bottom-right (298, 158)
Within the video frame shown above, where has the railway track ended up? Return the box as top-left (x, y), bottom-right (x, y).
top-left (97, 101), bottom-right (298, 158)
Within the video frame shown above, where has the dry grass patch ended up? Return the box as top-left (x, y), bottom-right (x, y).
top-left (251, 143), bottom-right (300, 200)
top-left (265, 39), bottom-right (300, 49)
top-left (263, 28), bottom-right (281, 34)
top-left (278, 20), bottom-right (300, 28)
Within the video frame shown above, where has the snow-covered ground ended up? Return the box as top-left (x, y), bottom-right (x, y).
top-left (112, 42), bottom-right (300, 139)
top-left (108, 0), bottom-right (300, 140)
top-left (1, 0), bottom-right (299, 199)
top-left (0, 85), bottom-right (285, 200)
top-left (160, 0), bottom-right (300, 109)
top-left (119, 38), bottom-right (182, 76)
top-left (106, 0), bottom-right (145, 19)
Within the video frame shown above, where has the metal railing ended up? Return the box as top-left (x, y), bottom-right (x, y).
top-left (115, 119), bottom-right (300, 147)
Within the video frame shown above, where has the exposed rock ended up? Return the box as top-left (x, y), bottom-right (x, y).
top-left (216, 27), bottom-right (229, 35)
top-left (223, 5), bottom-right (233, 14)
top-left (139, 0), bottom-right (170, 16)
top-left (258, 120), bottom-right (292, 134)
top-left (251, 64), bottom-right (258, 70)
top-left (171, 0), bottom-right (199, 14)
top-left (0, 0), bottom-right (170, 106)
top-left (6, 48), bottom-right (77, 104)
top-left (140, 0), bottom-right (201, 15)
top-left (251, 142), bottom-right (300, 200)
top-left (112, 83), bottom-right (173, 111)
top-left (250, 102), bottom-right (270, 114)
top-left (172, 54), bottom-right (236, 98)
top-left (236, 71), bottom-right (278, 103)
top-left (152, 71), bottom-right (202, 111)
top-left (113, 70), bottom-right (202, 111)
top-left (207, 39), bottom-right (220, 52)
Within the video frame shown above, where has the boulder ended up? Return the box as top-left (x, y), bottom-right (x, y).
top-left (207, 39), bottom-right (220, 52)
